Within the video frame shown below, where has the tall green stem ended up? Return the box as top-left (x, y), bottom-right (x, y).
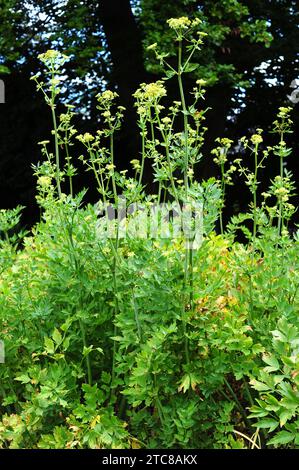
top-left (220, 162), bottom-right (225, 235)
top-left (51, 104), bottom-right (62, 198)
top-left (65, 132), bottom-right (73, 197)
top-left (252, 144), bottom-right (259, 250)
top-left (177, 39), bottom-right (192, 365)
top-left (110, 134), bottom-right (118, 203)
top-left (155, 106), bottom-right (179, 204)
top-left (64, 212), bottom-right (93, 386)
top-left (79, 319), bottom-right (92, 386)
top-left (139, 124), bottom-right (146, 186)
top-left (277, 131), bottom-right (285, 238)
top-left (177, 40), bottom-right (189, 193)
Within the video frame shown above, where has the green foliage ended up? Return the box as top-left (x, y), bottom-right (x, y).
top-left (249, 319), bottom-right (299, 448)
top-left (0, 15), bottom-right (298, 450)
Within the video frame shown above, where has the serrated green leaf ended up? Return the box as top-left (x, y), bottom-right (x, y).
top-left (250, 379), bottom-right (271, 391)
top-left (279, 409), bottom-right (293, 427)
top-left (184, 63), bottom-right (199, 73)
top-left (15, 374), bottom-right (31, 384)
top-left (262, 354), bottom-right (280, 371)
top-left (265, 394), bottom-right (280, 408)
top-left (165, 69), bottom-right (176, 79)
top-left (255, 418), bottom-right (279, 432)
top-left (268, 431), bottom-right (294, 446)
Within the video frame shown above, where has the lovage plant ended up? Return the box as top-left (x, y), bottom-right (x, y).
top-left (0, 17), bottom-right (298, 449)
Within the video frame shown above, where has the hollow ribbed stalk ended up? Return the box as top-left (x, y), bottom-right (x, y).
top-left (165, 145), bottom-right (180, 204)
top-left (154, 105), bottom-right (179, 204)
top-left (178, 40), bottom-right (189, 194)
top-left (66, 217), bottom-right (93, 386)
top-left (223, 377), bottom-right (251, 428)
top-left (111, 237), bottom-right (119, 393)
top-left (220, 161), bottom-right (225, 235)
top-left (110, 128), bottom-right (120, 396)
top-left (132, 291), bottom-right (142, 341)
top-left (189, 248), bottom-right (194, 311)
top-left (138, 124), bottom-right (146, 186)
top-left (153, 375), bottom-right (166, 428)
top-left (157, 183), bottom-right (162, 205)
top-left (110, 134), bottom-right (118, 203)
top-left (88, 148), bottom-right (106, 202)
top-left (51, 104), bottom-right (62, 198)
top-left (277, 130), bottom-right (285, 238)
top-left (65, 136), bottom-right (73, 197)
top-left (252, 146), bottom-right (258, 249)
top-left (79, 318), bottom-right (92, 386)
top-left (178, 39), bottom-right (192, 365)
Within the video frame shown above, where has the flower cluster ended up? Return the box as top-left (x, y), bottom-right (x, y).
top-left (274, 186), bottom-right (289, 202)
top-left (166, 17), bottom-right (201, 31)
top-left (134, 81), bottom-right (167, 102)
top-left (273, 106), bottom-right (293, 135)
top-left (212, 138), bottom-right (234, 165)
top-left (130, 159), bottom-right (141, 171)
top-left (251, 134), bottom-right (263, 145)
top-left (38, 50), bottom-right (69, 68)
top-left (166, 17), bottom-right (203, 41)
top-left (277, 106), bottom-right (292, 119)
top-left (147, 43), bottom-right (158, 51)
top-left (76, 133), bottom-right (95, 145)
top-left (167, 17), bottom-right (191, 30)
top-left (37, 176), bottom-right (52, 188)
top-left (97, 90), bottom-right (118, 103)
top-left (250, 128), bottom-right (263, 146)
top-left (96, 90), bottom-right (125, 132)
top-left (196, 79), bottom-right (207, 87)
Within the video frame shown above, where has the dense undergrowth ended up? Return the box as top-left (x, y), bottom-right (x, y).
top-left (0, 17), bottom-right (298, 449)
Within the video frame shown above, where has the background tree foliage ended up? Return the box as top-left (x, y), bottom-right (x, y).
top-left (0, 0), bottom-right (298, 225)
